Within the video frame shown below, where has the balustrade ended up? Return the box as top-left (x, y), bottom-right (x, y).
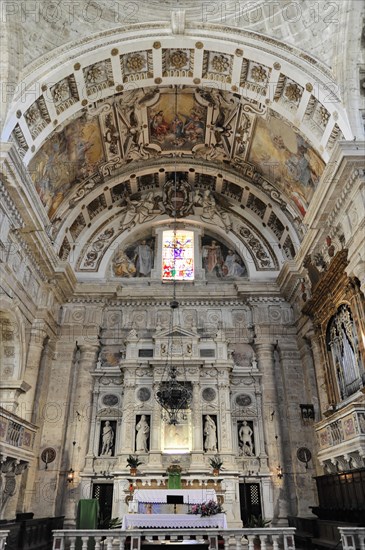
top-left (52, 527), bottom-right (296, 550)
top-left (338, 527), bottom-right (365, 550)
top-left (0, 531), bottom-right (9, 550)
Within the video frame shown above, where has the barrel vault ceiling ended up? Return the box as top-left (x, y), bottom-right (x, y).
top-left (2, 26), bottom-right (354, 281)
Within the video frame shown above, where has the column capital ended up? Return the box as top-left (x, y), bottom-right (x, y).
top-left (254, 341), bottom-right (274, 353)
top-left (28, 320), bottom-right (48, 346)
top-left (78, 343), bottom-right (100, 356)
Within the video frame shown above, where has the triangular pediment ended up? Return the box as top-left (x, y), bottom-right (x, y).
top-left (154, 325), bottom-right (199, 340)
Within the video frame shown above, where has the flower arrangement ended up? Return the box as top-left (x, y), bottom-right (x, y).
top-left (191, 500), bottom-right (223, 517)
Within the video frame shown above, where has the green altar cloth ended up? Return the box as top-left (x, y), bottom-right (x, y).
top-left (168, 473), bottom-right (181, 489)
top-left (76, 499), bottom-right (99, 549)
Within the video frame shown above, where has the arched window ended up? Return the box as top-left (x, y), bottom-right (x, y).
top-left (326, 304), bottom-right (363, 400)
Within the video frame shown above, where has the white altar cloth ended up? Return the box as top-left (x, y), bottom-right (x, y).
top-left (132, 489), bottom-right (216, 504)
top-left (122, 513), bottom-right (227, 530)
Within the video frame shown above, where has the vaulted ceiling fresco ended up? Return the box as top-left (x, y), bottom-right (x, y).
top-left (4, 27), bottom-right (352, 281)
top-left (28, 86), bottom-right (324, 222)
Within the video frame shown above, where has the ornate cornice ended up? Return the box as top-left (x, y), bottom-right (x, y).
top-left (0, 179), bottom-right (24, 230)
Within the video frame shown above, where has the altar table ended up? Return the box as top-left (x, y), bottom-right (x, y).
top-left (122, 513), bottom-right (227, 530)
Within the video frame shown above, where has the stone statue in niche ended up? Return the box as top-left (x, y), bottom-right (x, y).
top-left (238, 420), bottom-right (254, 456)
top-left (100, 420), bottom-right (115, 456)
top-left (135, 414), bottom-right (150, 452)
top-left (203, 415), bottom-right (217, 452)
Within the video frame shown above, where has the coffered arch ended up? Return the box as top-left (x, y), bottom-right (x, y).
top-left (53, 159), bottom-right (299, 279)
top-left (2, 23), bottom-right (354, 286)
top-left (4, 24), bottom-right (352, 160)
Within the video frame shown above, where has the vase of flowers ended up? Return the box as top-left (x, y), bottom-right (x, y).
top-left (191, 500), bottom-right (223, 516)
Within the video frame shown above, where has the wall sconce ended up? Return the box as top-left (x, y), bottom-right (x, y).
top-left (276, 465), bottom-right (283, 479)
top-left (67, 440), bottom-right (76, 483)
top-left (67, 468), bottom-right (75, 483)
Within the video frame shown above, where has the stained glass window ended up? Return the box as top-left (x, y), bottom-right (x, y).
top-left (162, 230), bottom-right (194, 281)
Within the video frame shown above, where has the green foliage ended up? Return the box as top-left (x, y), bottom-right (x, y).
top-left (126, 454), bottom-right (143, 468)
top-left (246, 515), bottom-right (271, 528)
top-left (108, 517), bottom-right (122, 529)
top-left (209, 456), bottom-right (223, 469)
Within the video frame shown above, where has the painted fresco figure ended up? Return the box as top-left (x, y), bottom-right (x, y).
top-left (201, 190), bottom-right (232, 232)
top-left (150, 110), bottom-right (169, 141)
top-left (203, 240), bottom-right (223, 278)
top-left (134, 240), bottom-right (154, 277)
top-left (119, 192), bottom-right (157, 231)
top-left (223, 250), bottom-right (246, 278)
top-left (113, 250), bottom-right (136, 277)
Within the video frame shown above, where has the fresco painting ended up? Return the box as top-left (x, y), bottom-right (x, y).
top-left (148, 93), bottom-right (206, 150)
top-left (202, 236), bottom-right (247, 280)
top-left (248, 115), bottom-right (325, 215)
top-left (113, 237), bottom-right (155, 278)
top-left (28, 114), bottom-right (104, 218)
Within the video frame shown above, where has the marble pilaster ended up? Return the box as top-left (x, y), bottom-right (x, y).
top-left (190, 381), bottom-right (204, 468)
top-left (18, 320), bottom-right (48, 422)
top-left (306, 331), bottom-right (330, 414)
top-left (29, 339), bottom-right (77, 518)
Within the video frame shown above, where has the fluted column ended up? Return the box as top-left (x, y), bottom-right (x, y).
top-left (84, 387), bottom-right (100, 474)
top-left (149, 381), bottom-right (162, 467)
top-left (192, 382), bottom-right (202, 451)
top-left (217, 369), bottom-right (233, 454)
top-left (29, 339), bottom-right (77, 519)
top-left (255, 342), bottom-right (279, 455)
top-left (277, 342), bottom-right (312, 517)
top-left (255, 341), bottom-right (288, 522)
top-left (190, 381), bottom-right (204, 468)
top-left (306, 331), bottom-right (330, 414)
top-left (18, 320), bottom-right (48, 421)
top-left (118, 368), bottom-right (137, 466)
top-left (62, 342), bottom-right (99, 528)
top-left (74, 343), bottom-right (99, 474)
top-left (22, 338), bottom-right (56, 512)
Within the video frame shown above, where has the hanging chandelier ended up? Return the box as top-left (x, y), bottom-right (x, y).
top-left (155, 87), bottom-right (193, 424)
top-left (155, 297), bottom-right (192, 425)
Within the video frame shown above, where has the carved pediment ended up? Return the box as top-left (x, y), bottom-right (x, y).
top-left (153, 325), bottom-right (200, 341)
top-left (97, 407), bottom-right (123, 418)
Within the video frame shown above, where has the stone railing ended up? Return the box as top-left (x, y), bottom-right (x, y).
top-left (338, 527), bottom-right (365, 550)
top-left (52, 527), bottom-right (296, 550)
top-left (315, 401), bottom-right (365, 473)
top-left (0, 407), bottom-right (37, 454)
top-left (0, 530), bottom-right (9, 550)
top-left (128, 476), bottom-right (223, 488)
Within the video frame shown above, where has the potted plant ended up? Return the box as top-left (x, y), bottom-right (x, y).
top-left (245, 515), bottom-right (271, 549)
top-left (209, 456), bottom-right (223, 475)
top-left (126, 454), bottom-right (142, 476)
